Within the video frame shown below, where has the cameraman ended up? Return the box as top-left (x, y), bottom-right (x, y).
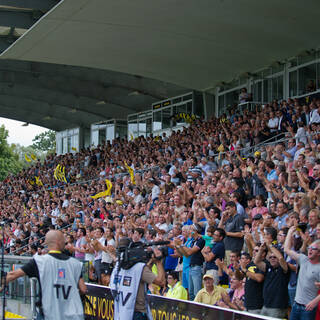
top-left (110, 238), bottom-right (165, 320)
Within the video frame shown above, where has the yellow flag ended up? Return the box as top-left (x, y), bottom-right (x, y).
top-left (35, 176), bottom-right (43, 186)
top-left (91, 179), bottom-right (113, 199)
top-left (71, 147), bottom-right (77, 152)
top-left (130, 133), bottom-right (134, 141)
top-left (124, 161), bottom-right (136, 185)
top-left (105, 179), bottom-right (112, 196)
top-left (31, 154), bottom-right (37, 161)
top-left (54, 164), bottom-right (67, 183)
top-left (25, 154), bottom-right (31, 162)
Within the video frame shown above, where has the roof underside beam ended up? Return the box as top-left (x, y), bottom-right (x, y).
top-left (0, 82), bottom-right (136, 119)
top-left (0, 69), bottom-right (151, 113)
top-left (0, 9), bottom-right (40, 29)
top-left (0, 0), bottom-right (59, 11)
top-left (0, 93), bottom-right (136, 130)
top-left (0, 105), bottom-right (74, 131)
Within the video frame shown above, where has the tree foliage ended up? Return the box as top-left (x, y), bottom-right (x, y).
top-left (31, 130), bottom-right (56, 153)
top-left (0, 125), bottom-right (22, 180)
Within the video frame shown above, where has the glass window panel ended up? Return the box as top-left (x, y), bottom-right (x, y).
top-left (128, 122), bottom-right (138, 138)
top-left (91, 130), bottom-right (98, 146)
top-left (153, 111), bottom-right (162, 131)
top-left (299, 63), bottom-right (317, 95)
top-left (74, 134), bottom-right (79, 151)
top-left (269, 75), bottom-right (283, 101)
top-left (225, 90), bottom-right (239, 108)
top-left (162, 108), bottom-right (172, 129)
top-left (289, 70), bottom-right (298, 97)
top-left (115, 125), bottom-right (127, 138)
top-left (252, 81), bottom-right (262, 101)
top-left (218, 95), bottom-right (225, 115)
top-left (146, 118), bottom-right (152, 136)
top-left (175, 103), bottom-right (187, 126)
top-left (263, 79), bottom-right (270, 102)
top-left (106, 125), bottom-right (114, 142)
top-left (63, 137), bottom-right (68, 154)
top-left (98, 129), bottom-right (106, 145)
top-left (317, 62), bottom-right (320, 90)
top-left (138, 119), bottom-right (147, 137)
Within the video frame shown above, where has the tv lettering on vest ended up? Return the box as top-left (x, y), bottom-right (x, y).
top-left (84, 284), bottom-right (273, 320)
top-left (110, 238), bottom-right (168, 320)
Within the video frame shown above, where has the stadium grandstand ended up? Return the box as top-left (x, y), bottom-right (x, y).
top-left (0, 1), bottom-right (320, 319)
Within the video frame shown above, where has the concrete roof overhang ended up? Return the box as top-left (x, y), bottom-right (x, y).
top-left (0, 0), bottom-right (320, 130)
top-left (0, 59), bottom-right (188, 131)
top-left (2, 0), bottom-right (320, 91)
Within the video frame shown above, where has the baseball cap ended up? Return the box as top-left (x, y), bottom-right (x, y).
top-left (253, 214), bottom-right (263, 220)
top-left (203, 274), bottom-right (214, 280)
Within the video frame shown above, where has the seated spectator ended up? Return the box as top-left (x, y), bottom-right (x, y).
top-left (165, 271), bottom-right (188, 300)
top-left (218, 270), bottom-right (245, 311)
top-left (194, 274), bottom-right (226, 306)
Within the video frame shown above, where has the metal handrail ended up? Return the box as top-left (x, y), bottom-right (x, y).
top-left (10, 223), bottom-right (73, 256)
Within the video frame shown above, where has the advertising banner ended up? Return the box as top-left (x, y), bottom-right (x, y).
top-left (84, 284), bottom-right (274, 320)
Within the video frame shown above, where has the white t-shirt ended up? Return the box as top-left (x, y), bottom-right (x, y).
top-left (101, 238), bottom-right (115, 264)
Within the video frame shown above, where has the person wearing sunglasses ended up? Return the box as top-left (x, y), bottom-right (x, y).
top-left (284, 226), bottom-right (320, 320)
top-left (254, 242), bottom-right (289, 318)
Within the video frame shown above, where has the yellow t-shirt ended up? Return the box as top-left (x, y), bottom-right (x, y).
top-left (194, 285), bottom-right (226, 306)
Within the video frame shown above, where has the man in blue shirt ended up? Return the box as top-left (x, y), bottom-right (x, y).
top-left (201, 228), bottom-right (226, 285)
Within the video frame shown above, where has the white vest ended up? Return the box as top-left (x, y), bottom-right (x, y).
top-left (110, 262), bottom-right (152, 320)
top-left (34, 254), bottom-right (84, 320)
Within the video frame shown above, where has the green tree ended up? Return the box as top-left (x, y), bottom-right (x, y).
top-left (31, 130), bottom-right (56, 153)
top-left (0, 125), bottom-right (23, 180)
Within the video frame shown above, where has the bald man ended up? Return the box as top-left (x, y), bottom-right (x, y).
top-left (6, 230), bottom-right (86, 320)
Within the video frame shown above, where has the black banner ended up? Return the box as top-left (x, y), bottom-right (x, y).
top-left (84, 284), bottom-right (270, 320)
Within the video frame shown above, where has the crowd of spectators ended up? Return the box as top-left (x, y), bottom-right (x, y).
top-left (1, 96), bottom-right (320, 319)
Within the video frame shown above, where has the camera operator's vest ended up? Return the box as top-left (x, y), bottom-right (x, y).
top-left (110, 262), bottom-right (152, 320)
top-left (34, 254), bottom-right (84, 320)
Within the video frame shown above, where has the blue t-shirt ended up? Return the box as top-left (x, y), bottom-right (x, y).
top-left (165, 246), bottom-right (179, 271)
top-left (206, 241), bottom-right (225, 270)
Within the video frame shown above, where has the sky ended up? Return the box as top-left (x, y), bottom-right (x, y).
top-left (0, 117), bottom-right (49, 147)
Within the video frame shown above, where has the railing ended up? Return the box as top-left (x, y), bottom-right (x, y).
top-left (213, 130), bottom-right (320, 165)
top-left (237, 101), bottom-right (267, 114)
top-left (10, 223), bottom-right (73, 256)
top-left (1, 255), bottom-right (35, 319)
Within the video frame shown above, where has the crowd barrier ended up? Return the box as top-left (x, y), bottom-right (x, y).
top-left (84, 283), bottom-right (277, 320)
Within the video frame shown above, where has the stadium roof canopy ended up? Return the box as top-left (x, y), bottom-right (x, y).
top-left (0, 0), bottom-right (320, 130)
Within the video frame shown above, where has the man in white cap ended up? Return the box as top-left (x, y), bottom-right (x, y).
top-left (194, 273), bottom-right (226, 306)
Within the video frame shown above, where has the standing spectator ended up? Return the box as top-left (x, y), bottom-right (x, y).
top-left (74, 228), bottom-right (87, 262)
top-left (201, 228), bottom-right (226, 285)
top-left (218, 201), bottom-right (245, 265)
top-left (274, 201), bottom-right (289, 230)
top-left (239, 250), bottom-right (265, 314)
top-left (174, 223), bottom-right (205, 300)
top-left (91, 227), bottom-right (105, 284)
top-left (254, 242), bottom-right (289, 318)
top-left (285, 227), bottom-right (320, 320)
